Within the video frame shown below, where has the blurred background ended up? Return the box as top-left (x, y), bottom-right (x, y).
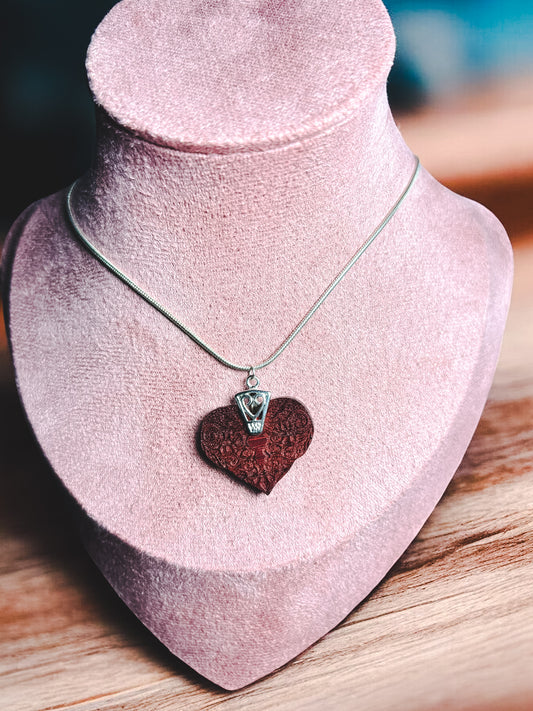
top-left (388, 0), bottom-right (533, 105)
top-left (0, 0), bottom-right (532, 237)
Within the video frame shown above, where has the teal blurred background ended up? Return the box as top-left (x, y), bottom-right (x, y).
top-left (1, 0), bottom-right (532, 233)
top-left (388, 0), bottom-right (533, 102)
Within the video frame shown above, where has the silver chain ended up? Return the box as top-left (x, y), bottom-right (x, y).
top-left (65, 156), bottom-right (420, 376)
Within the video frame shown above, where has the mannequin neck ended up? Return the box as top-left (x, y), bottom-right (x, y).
top-left (66, 83), bottom-right (417, 371)
top-left (72, 85), bottom-right (413, 264)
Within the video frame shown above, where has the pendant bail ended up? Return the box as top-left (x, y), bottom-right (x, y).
top-left (246, 366), bottom-right (259, 390)
top-left (235, 367), bottom-right (271, 435)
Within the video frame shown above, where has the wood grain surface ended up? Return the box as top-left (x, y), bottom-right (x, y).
top-left (1, 96), bottom-right (533, 710)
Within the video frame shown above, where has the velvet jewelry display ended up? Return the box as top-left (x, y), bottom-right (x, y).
top-left (1, 0), bottom-right (513, 689)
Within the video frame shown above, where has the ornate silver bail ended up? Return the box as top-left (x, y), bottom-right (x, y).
top-left (235, 367), bottom-right (271, 435)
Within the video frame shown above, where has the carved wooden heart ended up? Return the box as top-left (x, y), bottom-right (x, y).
top-left (200, 398), bottom-right (314, 494)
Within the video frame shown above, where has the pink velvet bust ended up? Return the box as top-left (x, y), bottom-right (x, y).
top-left (0, 0), bottom-right (513, 689)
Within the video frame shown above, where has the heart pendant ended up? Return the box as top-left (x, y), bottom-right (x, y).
top-left (200, 395), bottom-right (314, 494)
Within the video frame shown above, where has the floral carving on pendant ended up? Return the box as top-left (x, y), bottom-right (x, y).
top-left (199, 397), bottom-right (313, 494)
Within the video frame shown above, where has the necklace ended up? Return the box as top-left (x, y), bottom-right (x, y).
top-left (65, 156), bottom-right (420, 494)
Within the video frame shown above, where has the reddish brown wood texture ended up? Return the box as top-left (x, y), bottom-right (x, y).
top-left (200, 397), bottom-right (314, 493)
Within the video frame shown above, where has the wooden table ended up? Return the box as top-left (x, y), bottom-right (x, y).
top-left (1, 92), bottom-right (533, 710)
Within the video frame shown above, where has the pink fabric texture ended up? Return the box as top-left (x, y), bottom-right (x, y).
top-left (1, 0), bottom-right (513, 690)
